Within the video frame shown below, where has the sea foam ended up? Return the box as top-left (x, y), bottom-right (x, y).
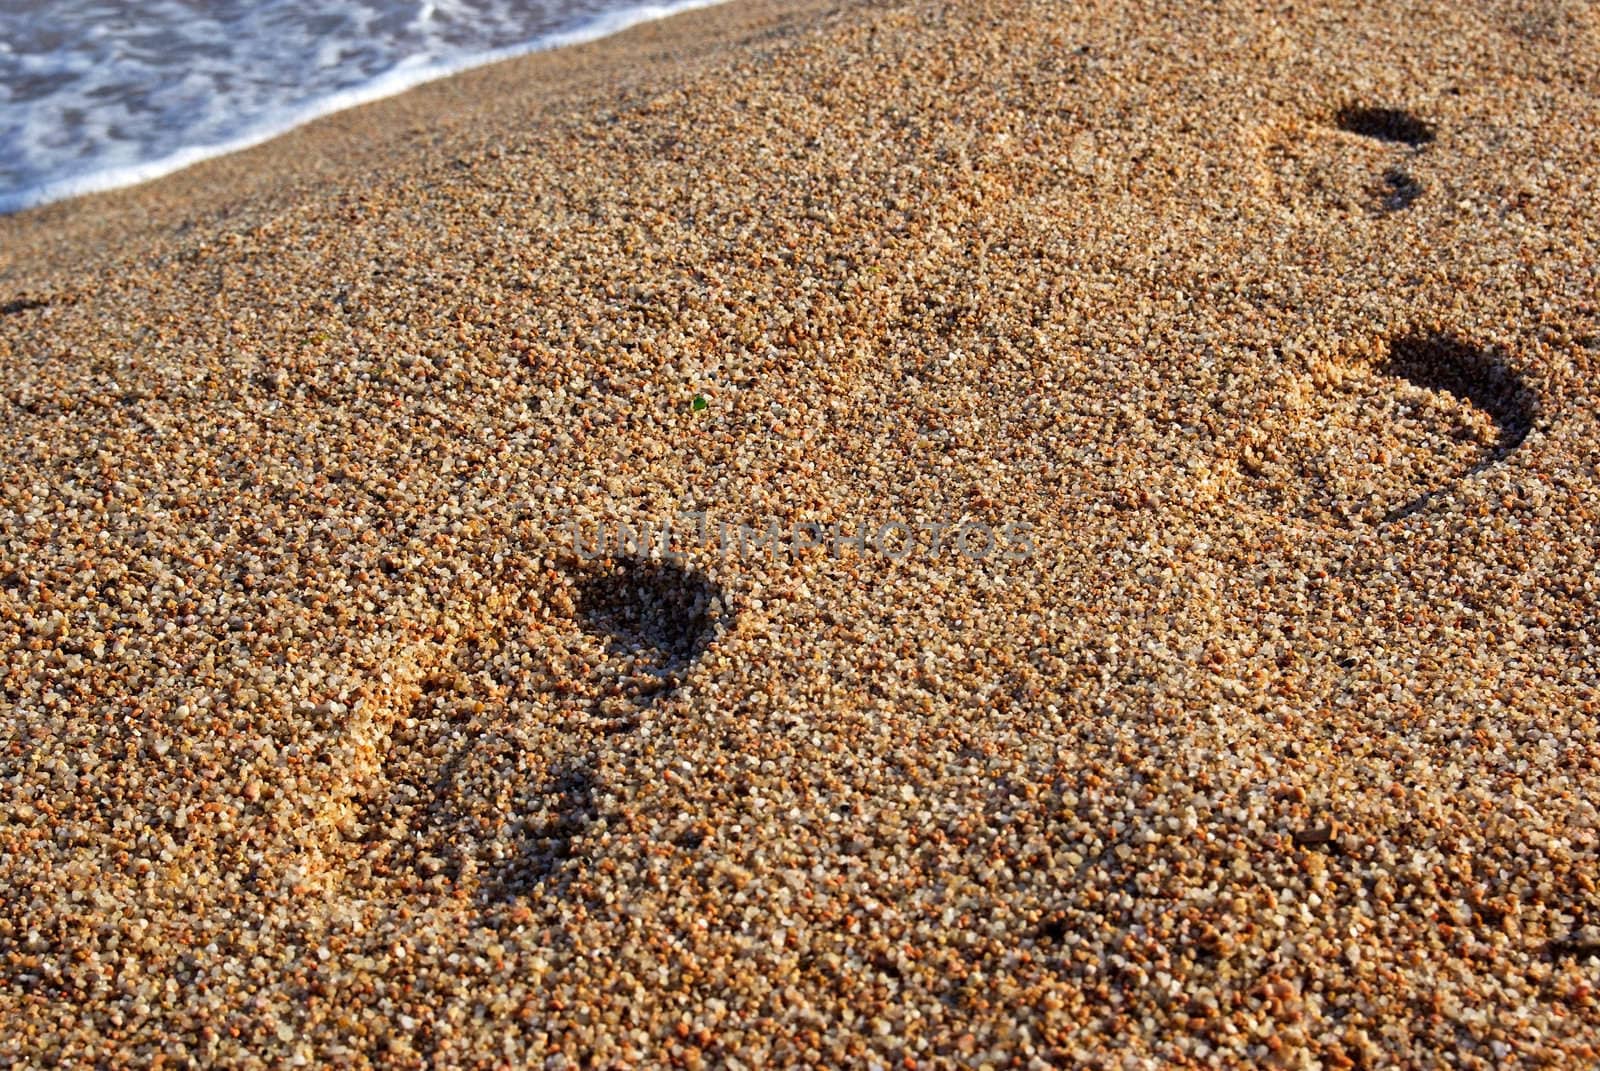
top-left (0, 0), bottom-right (726, 214)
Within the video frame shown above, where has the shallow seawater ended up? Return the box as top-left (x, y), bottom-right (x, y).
top-left (0, 0), bottom-right (722, 213)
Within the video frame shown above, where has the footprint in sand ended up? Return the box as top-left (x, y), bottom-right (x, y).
top-left (305, 554), bottom-right (727, 902)
top-left (1237, 331), bottom-right (1539, 524)
top-left (1259, 102), bottom-right (1438, 215)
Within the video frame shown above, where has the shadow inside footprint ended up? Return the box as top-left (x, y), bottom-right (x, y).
top-left (1334, 105), bottom-right (1436, 147)
top-left (1379, 168), bottom-right (1423, 212)
top-left (572, 558), bottom-right (722, 679)
top-left (1379, 333), bottom-right (1538, 520)
top-left (1381, 333), bottom-right (1536, 458)
top-left (0, 297), bottom-right (50, 317)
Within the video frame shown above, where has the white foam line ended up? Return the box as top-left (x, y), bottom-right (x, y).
top-left (0, 0), bottom-right (728, 216)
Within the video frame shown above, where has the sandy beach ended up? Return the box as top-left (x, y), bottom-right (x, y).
top-left (2, 0), bottom-right (1598, 1065)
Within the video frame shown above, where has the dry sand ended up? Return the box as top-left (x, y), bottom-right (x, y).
top-left (2, 0), bottom-right (1599, 1066)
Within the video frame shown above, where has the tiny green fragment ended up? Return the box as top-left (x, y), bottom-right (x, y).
top-left (691, 394), bottom-right (708, 412)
